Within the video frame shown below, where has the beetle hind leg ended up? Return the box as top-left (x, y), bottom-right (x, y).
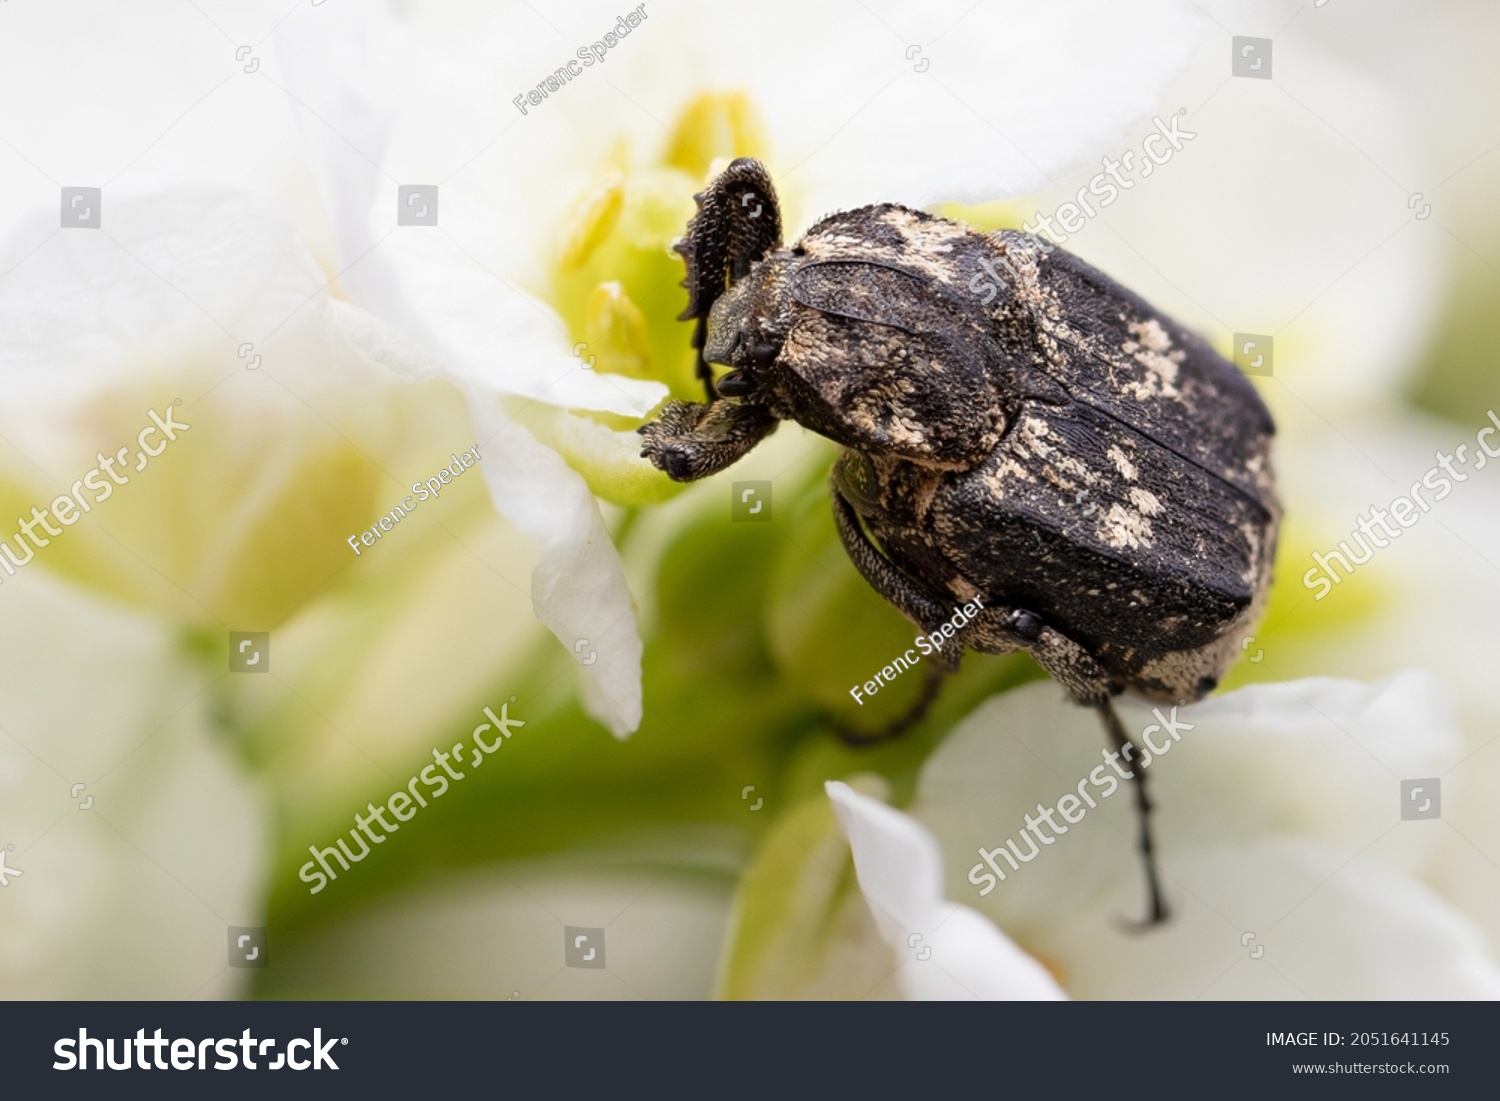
top-left (1095, 696), bottom-right (1170, 928)
top-left (975, 608), bottom-right (1169, 927)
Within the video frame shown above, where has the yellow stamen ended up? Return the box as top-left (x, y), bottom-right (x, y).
top-left (558, 167), bottom-right (626, 272)
top-left (584, 281), bottom-right (653, 379)
top-left (663, 90), bottom-right (768, 179)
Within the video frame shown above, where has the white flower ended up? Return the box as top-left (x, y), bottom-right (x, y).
top-left (0, 178), bottom-right (466, 628)
top-left (827, 781), bottom-right (1065, 1000)
top-left (0, 0), bottom-right (1210, 999)
top-left (0, 176), bottom-right (435, 996)
top-left (268, 0), bottom-right (1208, 736)
top-left (827, 674), bottom-right (1500, 998)
top-left (0, 571), bottom-right (268, 998)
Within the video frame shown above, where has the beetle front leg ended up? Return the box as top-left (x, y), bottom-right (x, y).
top-left (638, 399), bottom-right (780, 481)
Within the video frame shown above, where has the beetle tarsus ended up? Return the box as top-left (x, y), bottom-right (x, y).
top-left (1094, 697), bottom-right (1170, 928)
top-left (639, 399), bottom-right (780, 481)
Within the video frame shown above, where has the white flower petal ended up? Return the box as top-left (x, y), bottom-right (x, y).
top-left (1252, 422), bottom-right (1500, 956)
top-left (0, 180), bottom-right (324, 415)
top-left (467, 394), bottom-right (642, 737)
top-left (1170, 671), bottom-right (1460, 874)
top-left (1042, 839), bottom-right (1500, 1000)
top-left (904, 673), bottom-right (1496, 998)
top-left (274, 11), bottom-right (660, 734)
top-left (914, 673), bottom-right (1460, 931)
top-left (738, 0), bottom-right (1207, 211)
top-left (479, 0), bottom-right (1204, 212)
top-left (372, 235), bottom-right (667, 416)
top-left (826, 780), bottom-right (1066, 1000)
top-left (0, 572), bottom-right (268, 998)
top-left (272, 9), bottom-right (666, 419)
top-left (1070, 35), bottom-right (1441, 409)
top-left (275, 1), bottom-right (1206, 294)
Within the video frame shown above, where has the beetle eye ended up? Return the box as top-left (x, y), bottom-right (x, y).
top-left (750, 341), bottom-right (779, 367)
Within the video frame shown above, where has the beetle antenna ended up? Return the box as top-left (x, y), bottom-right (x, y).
top-left (1094, 697), bottom-right (1169, 928)
top-left (673, 158), bottom-right (783, 402)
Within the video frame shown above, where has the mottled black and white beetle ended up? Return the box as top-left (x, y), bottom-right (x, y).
top-left (640, 158), bottom-right (1279, 925)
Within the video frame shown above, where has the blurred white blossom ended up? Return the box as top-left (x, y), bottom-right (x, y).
top-left (828, 675), bottom-right (1500, 999)
top-left (0, 571), bottom-right (267, 998)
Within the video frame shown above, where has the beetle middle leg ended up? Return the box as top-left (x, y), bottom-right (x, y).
top-left (830, 486), bottom-right (961, 743)
top-left (832, 659), bottom-right (953, 746)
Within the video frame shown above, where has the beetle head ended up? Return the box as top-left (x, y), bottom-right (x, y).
top-left (701, 260), bottom-right (792, 398)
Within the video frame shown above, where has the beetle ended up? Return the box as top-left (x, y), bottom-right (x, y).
top-left (639, 158), bottom-right (1280, 925)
